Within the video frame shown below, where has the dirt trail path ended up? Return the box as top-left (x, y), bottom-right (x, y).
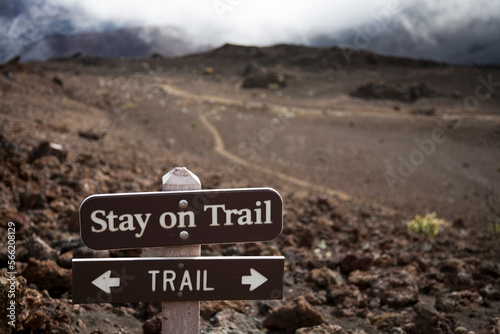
top-left (161, 81), bottom-right (499, 221)
top-left (162, 82), bottom-right (352, 199)
top-left (198, 112), bottom-right (352, 200)
top-left (162, 83), bottom-right (500, 122)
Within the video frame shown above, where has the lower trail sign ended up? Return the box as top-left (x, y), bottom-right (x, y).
top-left (72, 256), bottom-right (284, 304)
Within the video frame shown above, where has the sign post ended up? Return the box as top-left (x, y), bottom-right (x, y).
top-left (72, 167), bottom-right (285, 334)
top-left (161, 167), bottom-right (201, 334)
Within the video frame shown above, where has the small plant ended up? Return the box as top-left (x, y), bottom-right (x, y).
top-left (493, 222), bottom-right (500, 235)
top-left (480, 187), bottom-right (500, 235)
top-left (407, 212), bottom-right (444, 239)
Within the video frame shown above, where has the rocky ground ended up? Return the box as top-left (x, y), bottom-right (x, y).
top-left (0, 45), bottom-right (499, 333)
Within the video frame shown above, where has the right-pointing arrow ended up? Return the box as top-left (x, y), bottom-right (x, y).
top-left (92, 270), bottom-right (120, 293)
top-left (241, 268), bottom-right (268, 291)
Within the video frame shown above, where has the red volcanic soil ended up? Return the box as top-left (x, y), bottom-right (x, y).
top-left (0, 45), bottom-right (499, 333)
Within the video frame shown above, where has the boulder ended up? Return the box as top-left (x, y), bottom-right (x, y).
top-left (210, 308), bottom-right (261, 332)
top-left (327, 284), bottom-right (368, 317)
top-left (308, 267), bottom-right (344, 289)
top-left (200, 300), bottom-right (248, 319)
top-left (339, 254), bottom-right (373, 274)
top-left (296, 324), bottom-right (347, 333)
top-left (372, 271), bottom-right (419, 308)
top-left (143, 313), bottom-right (161, 334)
top-left (28, 141), bottom-right (67, 163)
top-left (0, 269), bottom-right (26, 334)
top-left (402, 302), bottom-right (455, 334)
top-left (369, 312), bottom-right (409, 331)
top-left (435, 290), bottom-right (483, 313)
top-left (22, 258), bottom-right (72, 297)
top-left (263, 296), bottom-right (325, 332)
top-left (350, 81), bottom-right (437, 103)
top-left (19, 288), bottom-right (73, 333)
top-left (0, 134), bottom-right (28, 166)
top-left (20, 234), bottom-right (59, 261)
top-left (242, 68), bottom-right (287, 89)
top-left (18, 190), bottom-right (47, 210)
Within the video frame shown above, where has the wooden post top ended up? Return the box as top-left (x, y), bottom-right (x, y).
top-left (162, 167), bottom-right (201, 191)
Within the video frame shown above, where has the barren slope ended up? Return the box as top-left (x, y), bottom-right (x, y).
top-left (1, 46), bottom-right (499, 333)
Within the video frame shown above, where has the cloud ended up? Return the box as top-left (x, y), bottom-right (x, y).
top-left (64, 0), bottom-right (407, 45)
top-left (2, 0), bottom-right (499, 63)
top-left (66, 0), bottom-right (499, 48)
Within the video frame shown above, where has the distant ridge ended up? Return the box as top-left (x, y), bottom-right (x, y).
top-left (17, 25), bottom-right (213, 62)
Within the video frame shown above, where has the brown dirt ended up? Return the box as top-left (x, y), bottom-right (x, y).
top-left (0, 44), bottom-right (499, 333)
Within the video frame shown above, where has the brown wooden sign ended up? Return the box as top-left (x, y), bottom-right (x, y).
top-left (72, 256), bottom-right (284, 304)
top-left (79, 188), bottom-right (283, 250)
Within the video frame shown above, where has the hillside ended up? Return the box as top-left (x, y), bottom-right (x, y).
top-left (0, 45), bottom-right (499, 333)
top-left (18, 26), bottom-right (212, 62)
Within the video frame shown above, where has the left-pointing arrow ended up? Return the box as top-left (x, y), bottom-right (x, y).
top-left (92, 270), bottom-right (120, 293)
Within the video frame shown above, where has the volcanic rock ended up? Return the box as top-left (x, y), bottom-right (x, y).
top-left (369, 312), bottom-right (408, 331)
top-left (0, 133), bottom-right (28, 166)
top-left (143, 313), bottom-right (161, 334)
top-left (348, 270), bottom-right (375, 290)
top-left (20, 234), bottom-right (59, 261)
top-left (242, 67), bottom-right (287, 89)
top-left (1, 270), bottom-right (71, 333)
top-left (0, 212), bottom-right (31, 237)
top-left (28, 141), bottom-right (67, 163)
top-left (304, 290), bottom-right (328, 305)
top-left (52, 76), bottom-right (64, 86)
top-left (350, 81), bottom-right (437, 102)
top-left (308, 267), bottom-right (344, 289)
top-left (22, 258), bottom-right (72, 297)
top-left (20, 288), bottom-right (74, 334)
top-left (435, 291), bottom-right (483, 313)
top-left (78, 129), bottom-right (106, 141)
top-left (443, 271), bottom-right (474, 291)
top-left (453, 326), bottom-right (469, 334)
top-left (1, 269), bottom-right (26, 334)
top-left (327, 284), bottom-right (368, 317)
top-left (201, 300), bottom-right (248, 319)
top-left (257, 300), bottom-right (283, 316)
top-left (439, 258), bottom-right (466, 273)
top-left (18, 190), bottom-right (47, 210)
top-left (263, 296), bottom-right (325, 332)
top-left (372, 270), bottom-right (419, 308)
top-left (339, 254), bottom-right (373, 273)
top-left (479, 284), bottom-right (500, 301)
top-left (51, 237), bottom-right (84, 253)
top-left (210, 308), bottom-right (262, 332)
top-left (486, 317), bottom-right (500, 333)
top-left (402, 302), bottom-right (456, 334)
top-left (478, 262), bottom-right (500, 279)
top-left (295, 324), bottom-right (347, 333)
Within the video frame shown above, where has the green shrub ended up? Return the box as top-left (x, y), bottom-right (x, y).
top-left (407, 212), bottom-right (444, 239)
top-left (493, 222), bottom-right (500, 234)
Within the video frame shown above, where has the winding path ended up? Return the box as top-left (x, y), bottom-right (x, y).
top-left (163, 82), bottom-right (352, 200)
top-left (161, 81), bottom-right (498, 209)
top-left (162, 83), bottom-right (500, 122)
top-left (198, 112), bottom-right (352, 200)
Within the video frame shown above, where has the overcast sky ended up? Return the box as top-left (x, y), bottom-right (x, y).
top-left (2, 0), bottom-right (500, 64)
top-left (64, 0), bottom-right (500, 45)
top-left (65, 0), bottom-right (391, 45)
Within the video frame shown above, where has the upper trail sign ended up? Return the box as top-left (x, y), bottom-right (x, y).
top-left (79, 187), bottom-right (283, 250)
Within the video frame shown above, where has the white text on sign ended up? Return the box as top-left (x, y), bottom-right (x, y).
top-left (89, 200), bottom-right (273, 238)
top-left (148, 270), bottom-right (214, 292)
